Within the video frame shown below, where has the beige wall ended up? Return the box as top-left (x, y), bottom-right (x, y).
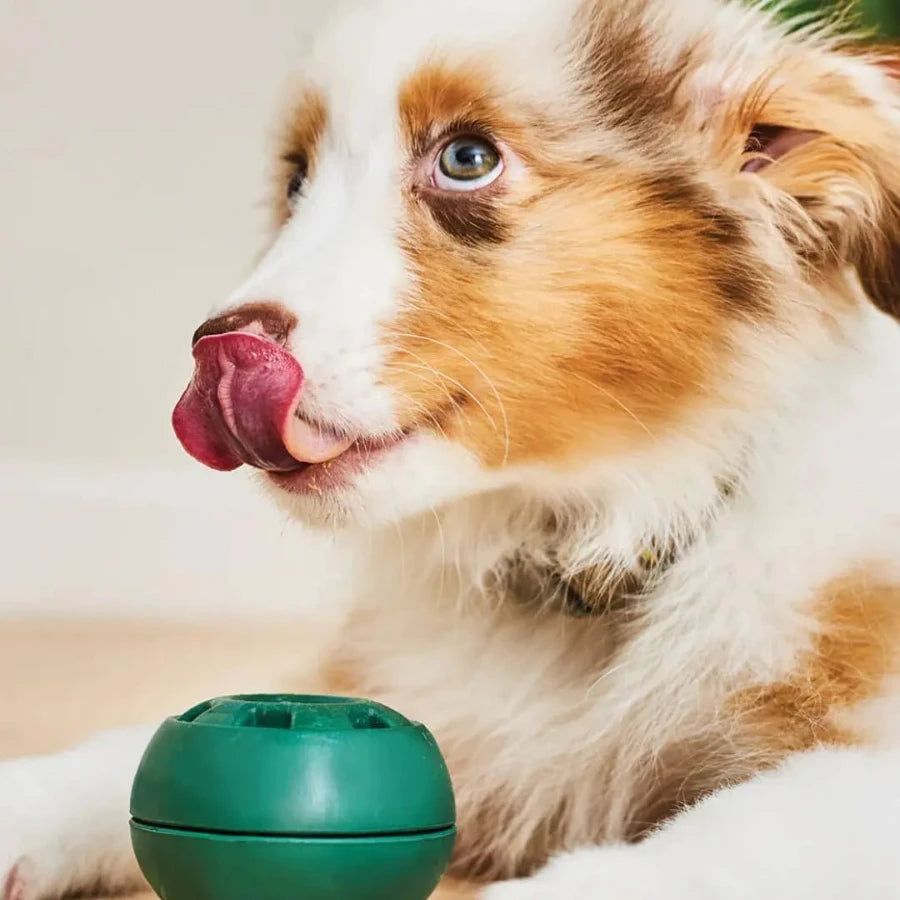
top-left (0, 1), bottom-right (354, 617)
top-left (1, 0), bottom-right (324, 465)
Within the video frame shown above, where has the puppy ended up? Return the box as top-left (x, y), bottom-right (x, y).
top-left (3, 1), bottom-right (900, 897)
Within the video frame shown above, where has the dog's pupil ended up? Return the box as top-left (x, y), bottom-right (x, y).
top-left (455, 145), bottom-right (483, 169)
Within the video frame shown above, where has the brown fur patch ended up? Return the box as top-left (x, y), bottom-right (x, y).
top-left (420, 190), bottom-right (512, 247)
top-left (735, 574), bottom-right (900, 756)
top-left (618, 574), bottom-right (900, 844)
top-left (398, 63), bottom-right (543, 248)
top-left (391, 61), bottom-right (770, 469)
top-left (393, 188), bottom-right (728, 467)
top-left (639, 171), bottom-right (765, 313)
top-left (574, 0), bottom-right (694, 140)
top-left (272, 89), bottom-right (327, 226)
top-left (398, 64), bottom-right (532, 161)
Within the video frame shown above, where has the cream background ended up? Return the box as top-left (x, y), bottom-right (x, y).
top-left (0, 1), bottom-right (355, 617)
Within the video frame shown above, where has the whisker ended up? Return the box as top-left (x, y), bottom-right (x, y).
top-left (429, 506), bottom-right (447, 598)
top-left (388, 356), bottom-right (499, 433)
top-left (387, 387), bottom-right (453, 443)
top-left (386, 330), bottom-right (511, 465)
top-left (567, 370), bottom-right (656, 440)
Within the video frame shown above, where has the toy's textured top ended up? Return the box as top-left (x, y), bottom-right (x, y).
top-left (179, 694), bottom-right (412, 732)
top-left (131, 694), bottom-right (456, 837)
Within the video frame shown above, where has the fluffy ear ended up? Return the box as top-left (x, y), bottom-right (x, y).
top-left (738, 50), bottom-right (900, 318)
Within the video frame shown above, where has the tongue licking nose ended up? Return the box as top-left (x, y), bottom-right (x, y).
top-left (172, 332), bottom-right (352, 472)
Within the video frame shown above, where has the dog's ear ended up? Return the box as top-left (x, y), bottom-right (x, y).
top-left (735, 51), bottom-right (900, 318)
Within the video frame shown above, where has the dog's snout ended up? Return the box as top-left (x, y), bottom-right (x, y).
top-left (191, 301), bottom-right (298, 347)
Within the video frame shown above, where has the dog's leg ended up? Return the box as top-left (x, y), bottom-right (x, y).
top-left (0, 725), bottom-right (154, 900)
top-left (482, 746), bottom-right (900, 900)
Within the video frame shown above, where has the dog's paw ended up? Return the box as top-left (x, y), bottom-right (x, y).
top-left (480, 846), bottom-right (676, 900)
top-left (2, 859), bottom-right (41, 900)
top-left (3, 861), bottom-right (31, 900)
top-left (0, 759), bottom-right (75, 900)
top-left (1, 727), bottom-right (152, 900)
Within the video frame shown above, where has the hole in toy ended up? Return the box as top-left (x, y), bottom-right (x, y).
top-left (253, 706), bottom-right (294, 729)
top-left (176, 694), bottom-right (411, 731)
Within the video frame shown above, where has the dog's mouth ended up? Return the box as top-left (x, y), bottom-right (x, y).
top-left (264, 432), bottom-right (406, 495)
top-left (171, 332), bottom-right (447, 495)
top-left (266, 393), bottom-right (468, 495)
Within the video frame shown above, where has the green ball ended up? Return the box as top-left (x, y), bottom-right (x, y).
top-left (130, 695), bottom-right (456, 900)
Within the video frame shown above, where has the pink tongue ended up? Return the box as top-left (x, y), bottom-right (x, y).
top-left (172, 333), bottom-right (305, 472)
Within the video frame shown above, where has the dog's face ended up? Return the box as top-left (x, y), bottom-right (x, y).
top-left (173, 0), bottom-right (900, 527)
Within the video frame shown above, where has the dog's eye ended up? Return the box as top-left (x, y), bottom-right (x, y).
top-left (285, 154), bottom-right (308, 202)
top-left (434, 137), bottom-right (503, 192)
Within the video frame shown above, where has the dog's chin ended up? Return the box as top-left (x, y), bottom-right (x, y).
top-left (259, 432), bottom-right (492, 530)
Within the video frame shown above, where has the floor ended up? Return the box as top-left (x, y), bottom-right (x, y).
top-left (0, 618), bottom-right (475, 899)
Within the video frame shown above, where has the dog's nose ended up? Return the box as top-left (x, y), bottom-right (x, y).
top-left (191, 301), bottom-right (298, 347)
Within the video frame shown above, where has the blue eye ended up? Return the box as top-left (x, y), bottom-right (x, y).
top-left (435, 137), bottom-right (503, 191)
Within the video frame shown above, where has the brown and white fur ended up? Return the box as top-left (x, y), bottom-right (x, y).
top-left (3, 1), bottom-right (900, 897)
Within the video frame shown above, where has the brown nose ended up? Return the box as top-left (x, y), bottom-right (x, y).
top-left (191, 301), bottom-right (298, 347)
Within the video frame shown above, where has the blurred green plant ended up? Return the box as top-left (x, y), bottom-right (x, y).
top-left (860, 0), bottom-right (900, 34)
top-left (784, 0), bottom-right (900, 36)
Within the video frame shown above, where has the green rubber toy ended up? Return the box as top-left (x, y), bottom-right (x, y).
top-left (130, 694), bottom-right (456, 900)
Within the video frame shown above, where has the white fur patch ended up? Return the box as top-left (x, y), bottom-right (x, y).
top-left (483, 747), bottom-right (900, 899)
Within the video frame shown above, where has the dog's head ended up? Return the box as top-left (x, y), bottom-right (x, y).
top-left (173, 0), bottom-right (900, 527)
